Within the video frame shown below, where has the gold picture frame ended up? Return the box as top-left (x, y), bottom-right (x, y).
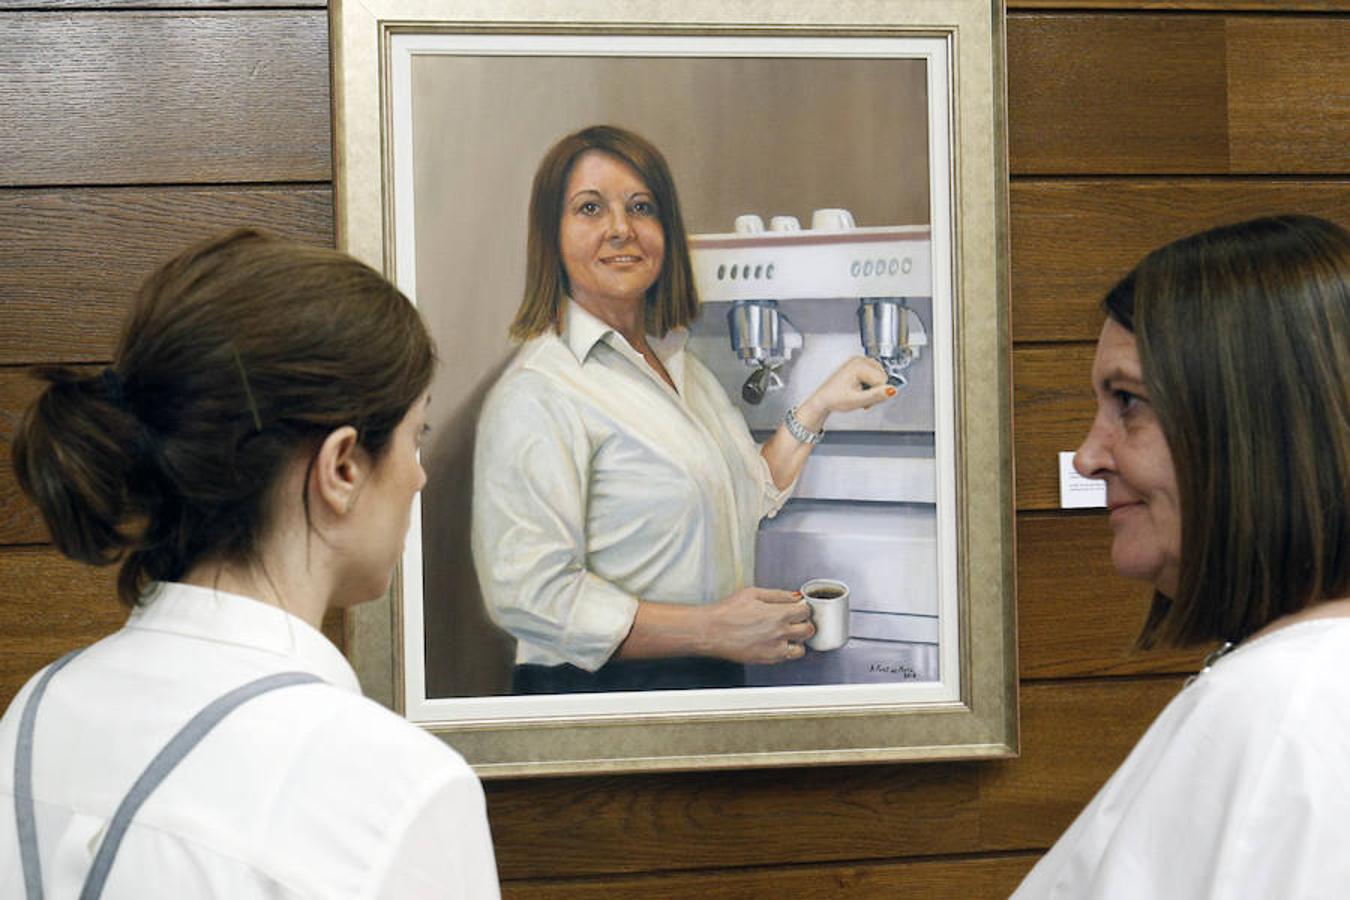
top-left (332, 0), bottom-right (1014, 777)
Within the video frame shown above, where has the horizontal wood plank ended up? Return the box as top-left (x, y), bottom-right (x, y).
top-left (977, 676), bottom-right (1181, 848)
top-left (1010, 178), bottom-right (1350, 343)
top-left (503, 854), bottom-right (1038, 899)
top-left (486, 761), bottom-right (982, 880)
top-left (0, 185), bottom-right (334, 364)
top-left (0, 547), bottom-right (124, 709)
top-left (1017, 513), bottom-right (1209, 677)
top-left (0, 11), bottom-right (331, 186)
top-left (1008, 13), bottom-right (1231, 174)
top-left (1226, 17), bottom-right (1350, 173)
top-left (485, 677), bottom-right (1174, 878)
top-left (1012, 344), bottom-right (1096, 511)
top-left (1009, 12), bottom-right (1350, 175)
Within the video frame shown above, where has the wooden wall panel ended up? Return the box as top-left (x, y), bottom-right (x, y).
top-left (1008, 14), bottom-right (1231, 174)
top-left (0, 186), bottom-right (334, 364)
top-left (1012, 344), bottom-right (1096, 510)
top-left (0, 11), bottom-right (331, 186)
top-left (1226, 17), bottom-right (1350, 173)
top-left (485, 762), bottom-right (983, 880)
top-left (977, 677), bottom-right (1182, 848)
top-left (0, 547), bottom-right (123, 702)
top-left (481, 677), bottom-right (1178, 880)
top-left (503, 854), bottom-right (1038, 900)
top-left (1009, 13), bottom-right (1350, 175)
top-left (1016, 514), bottom-right (1207, 677)
top-left (1011, 179), bottom-right (1350, 343)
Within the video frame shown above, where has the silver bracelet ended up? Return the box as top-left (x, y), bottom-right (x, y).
top-left (784, 406), bottom-right (824, 445)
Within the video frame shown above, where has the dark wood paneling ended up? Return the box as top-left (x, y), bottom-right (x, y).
top-left (1012, 344), bottom-right (1096, 511)
top-left (485, 677), bottom-right (1176, 881)
top-left (1226, 17), bottom-right (1350, 173)
top-left (1010, 179), bottom-right (1350, 343)
top-left (1016, 513), bottom-right (1208, 677)
top-left (1009, 13), bottom-right (1350, 175)
top-left (977, 676), bottom-right (1182, 848)
top-left (1008, 14), bottom-right (1231, 174)
top-left (0, 11), bottom-right (331, 186)
top-left (487, 762), bottom-right (982, 880)
top-left (503, 854), bottom-right (1038, 900)
top-left (0, 547), bottom-right (124, 706)
top-left (0, 186), bottom-right (334, 364)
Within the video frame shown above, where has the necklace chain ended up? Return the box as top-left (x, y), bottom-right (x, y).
top-left (1183, 640), bottom-right (1237, 688)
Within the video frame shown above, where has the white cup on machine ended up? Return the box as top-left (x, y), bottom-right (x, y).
top-left (810, 208), bottom-right (856, 232)
top-left (734, 214), bottom-right (765, 235)
top-left (800, 578), bottom-right (850, 652)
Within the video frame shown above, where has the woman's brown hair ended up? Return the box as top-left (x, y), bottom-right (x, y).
top-left (509, 124), bottom-right (699, 340)
top-left (10, 229), bottom-right (436, 607)
top-left (1103, 215), bottom-right (1349, 648)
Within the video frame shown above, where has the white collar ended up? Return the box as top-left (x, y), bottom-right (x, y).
top-left (560, 299), bottom-right (689, 391)
top-left (124, 582), bottom-right (362, 694)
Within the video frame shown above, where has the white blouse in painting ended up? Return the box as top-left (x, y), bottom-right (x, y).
top-left (472, 299), bottom-right (791, 671)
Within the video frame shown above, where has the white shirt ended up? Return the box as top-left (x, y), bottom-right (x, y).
top-left (472, 300), bottom-right (791, 670)
top-left (0, 582), bottom-right (500, 899)
top-left (1013, 618), bottom-right (1350, 900)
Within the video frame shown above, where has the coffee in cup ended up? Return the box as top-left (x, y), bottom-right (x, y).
top-left (801, 578), bottom-right (850, 652)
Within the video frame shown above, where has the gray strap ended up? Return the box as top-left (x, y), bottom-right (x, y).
top-left (79, 670), bottom-right (323, 900)
top-left (15, 649), bottom-right (85, 900)
top-left (13, 659), bottom-right (322, 900)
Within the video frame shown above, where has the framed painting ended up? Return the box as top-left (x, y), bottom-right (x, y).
top-left (332, 0), bottom-right (1015, 776)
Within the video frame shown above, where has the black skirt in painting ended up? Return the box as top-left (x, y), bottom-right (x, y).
top-left (511, 657), bottom-right (746, 694)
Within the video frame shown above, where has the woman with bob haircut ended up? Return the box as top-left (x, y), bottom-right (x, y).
top-left (1, 230), bottom-right (500, 898)
top-left (1015, 214), bottom-right (1349, 898)
top-left (472, 124), bottom-right (896, 694)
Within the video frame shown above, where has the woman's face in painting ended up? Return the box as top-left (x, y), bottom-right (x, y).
top-left (558, 150), bottom-right (665, 313)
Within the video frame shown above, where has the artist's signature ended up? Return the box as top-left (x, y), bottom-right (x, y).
top-left (869, 662), bottom-right (920, 679)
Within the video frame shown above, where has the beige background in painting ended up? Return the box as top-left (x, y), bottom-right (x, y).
top-left (411, 54), bottom-right (930, 697)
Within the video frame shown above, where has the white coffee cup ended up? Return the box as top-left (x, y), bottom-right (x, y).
top-left (810, 208), bottom-right (856, 232)
top-left (801, 578), bottom-right (850, 652)
top-left (734, 214), bottom-right (765, 234)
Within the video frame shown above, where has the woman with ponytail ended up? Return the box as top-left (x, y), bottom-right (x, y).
top-left (0, 230), bottom-right (499, 898)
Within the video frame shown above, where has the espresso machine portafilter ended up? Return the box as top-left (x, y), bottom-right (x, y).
top-left (727, 299), bottom-right (804, 404)
top-left (858, 297), bottom-right (927, 388)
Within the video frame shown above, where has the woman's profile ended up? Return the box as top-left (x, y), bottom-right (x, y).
top-left (1014, 215), bottom-right (1349, 897)
top-left (0, 229), bottom-right (500, 898)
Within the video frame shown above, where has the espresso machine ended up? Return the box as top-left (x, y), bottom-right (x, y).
top-left (685, 209), bottom-right (940, 685)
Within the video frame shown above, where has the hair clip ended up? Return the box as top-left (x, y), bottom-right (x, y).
top-left (231, 345), bottom-right (264, 431)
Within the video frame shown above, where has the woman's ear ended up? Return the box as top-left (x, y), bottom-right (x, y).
top-left (312, 426), bottom-right (367, 516)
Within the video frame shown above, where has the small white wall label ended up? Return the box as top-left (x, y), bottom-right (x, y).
top-left (1059, 451), bottom-right (1106, 509)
